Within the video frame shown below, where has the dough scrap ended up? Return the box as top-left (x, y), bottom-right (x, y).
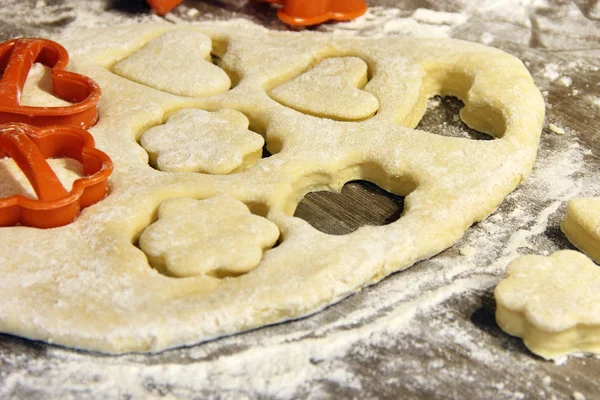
top-left (0, 24), bottom-right (544, 353)
top-left (140, 108), bottom-right (264, 174)
top-left (495, 250), bottom-right (600, 360)
top-left (561, 198), bottom-right (600, 263)
top-left (112, 30), bottom-right (231, 97)
top-left (269, 56), bottom-right (379, 120)
top-left (139, 196), bottom-right (279, 278)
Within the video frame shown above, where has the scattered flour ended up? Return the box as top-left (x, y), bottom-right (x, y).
top-left (187, 8), bottom-right (199, 18)
top-left (542, 63), bottom-right (561, 81)
top-left (323, 6), bottom-right (468, 38)
top-left (559, 76), bottom-right (573, 87)
top-left (0, 0), bottom-right (596, 398)
top-left (411, 8), bottom-right (468, 25)
top-left (480, 32), bottom-right (494, 45)
top-left (543, 375), bottom-right (552, 386)
top-left (459, 245), bottom-right (477, 257)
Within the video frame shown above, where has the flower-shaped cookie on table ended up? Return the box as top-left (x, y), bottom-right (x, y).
top-left (495, 250), bottom-right (600, 360)
top-left (269, 56), bottom-right (379, 120)
top-left (562, 198), bottom-right (600, 263)
top-left (113, 30), bottom-right (230, 97)
top-left (139, 196), bottom-right (280, 278)
top-left (141, 108), bottom-right (264, 174)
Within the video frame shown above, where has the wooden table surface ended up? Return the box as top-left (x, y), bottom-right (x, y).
top-left (1, 0), bottom-right (600, 398)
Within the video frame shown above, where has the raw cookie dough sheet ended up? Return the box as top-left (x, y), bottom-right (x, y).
top-left (1, 0), bottom-right (600, 399)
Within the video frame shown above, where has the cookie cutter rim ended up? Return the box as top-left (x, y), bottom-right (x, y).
top-left (0, 123), bottom-right (113, 229)
top-left (0, 38), bottom-right (101, 129)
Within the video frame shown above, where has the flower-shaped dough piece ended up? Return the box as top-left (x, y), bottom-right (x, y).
top-left (113, 30), bottom-right (230, 97)
top-left (269, 56), bottom-right (379, 120)
top-left (141, 108), bottom-right (264, 174)
top-left (495, 250), bottom-right (600, 360)
top-left (139, 196), bottom-right (280, 278)
top-left (562, 198), bottom-right (600, 263)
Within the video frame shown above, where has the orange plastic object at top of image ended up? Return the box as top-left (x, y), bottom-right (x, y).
top-left (0, 123), bottom-right (113, 229)
top-left (146, 0), bottom-right (367, 26)
top-left (260, 0), bottom-right (368, 26)
top-left (0, 38), bottom-right (101, 129)
top-left (147, 0), bottom-right (184, 15)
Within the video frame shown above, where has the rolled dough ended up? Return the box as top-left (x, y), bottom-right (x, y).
top-left (0, 23), bottom-right (544, 353)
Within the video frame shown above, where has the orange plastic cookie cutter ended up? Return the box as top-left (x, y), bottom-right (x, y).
top-left (0, 123), bottom-right (113, 228)
top-left (0, 38), bottom-right (101, 129)
top-left (261, 0), bottom-right (367, 26)
top-left (146, 0), bottom-right (184, 15)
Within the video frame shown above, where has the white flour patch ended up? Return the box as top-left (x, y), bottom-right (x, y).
top-left (542, 63), bottom-right (561, 81)
top-left (559, 76), bottom-right (573, 87)
top-left (321, 6), bottom-right (467, 38)
top-left (480, 32), bottom-right (495, 45)
top-left (0, 0), bottom-right (596, 398)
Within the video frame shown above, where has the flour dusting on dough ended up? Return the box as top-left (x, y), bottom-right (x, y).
top-left (0, 0), bottom-right (596, 399)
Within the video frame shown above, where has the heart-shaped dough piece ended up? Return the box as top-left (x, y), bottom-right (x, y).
top-left (113, 30), bottom-right (231, 97)
top-left (269, 56), bottom-right (379, 120)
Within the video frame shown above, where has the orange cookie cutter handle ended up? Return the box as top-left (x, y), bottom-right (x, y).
top-left (0, 123), bottom-right (113, 228)
top-left (146, 0), bottom-right (184, 15)
top-left (260, 0), bottom-right (367, 26)
top-left (0, 38), bottom-right (101, 129)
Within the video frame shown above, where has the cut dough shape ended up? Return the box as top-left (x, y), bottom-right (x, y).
top-left (140, 108), bottom-right (264, 174)
top-left (0, 25), bottom-right (544, 353)
top-left (561, 198), bottom-right (600, 263)
top-left (495, 250), bottom-right (600, 360)
top-left (112, 30), bottom-right (231, 97)
top-left (139, 196), bottom-right (279, 278)
top-left (269, 56), bottom-right (379, 120)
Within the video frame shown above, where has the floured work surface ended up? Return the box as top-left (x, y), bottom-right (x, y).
top-left (0, 23), bottom-right (543, 353)
top-left (1, 1), bottom-right (600, 399)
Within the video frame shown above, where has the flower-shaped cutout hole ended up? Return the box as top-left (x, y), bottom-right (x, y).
top-left (112, 30), bottom-right (231, 97)
top-left (141, 108), bottom-right (265, 174)
top-left (294, 180), bottom-right (406, 235)
top-left (416, 96), bottom-right (493, 140)
top-left (269, 56), bottom-right (379, 121)
top-left (139, 196), bottom-right (280, 278)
